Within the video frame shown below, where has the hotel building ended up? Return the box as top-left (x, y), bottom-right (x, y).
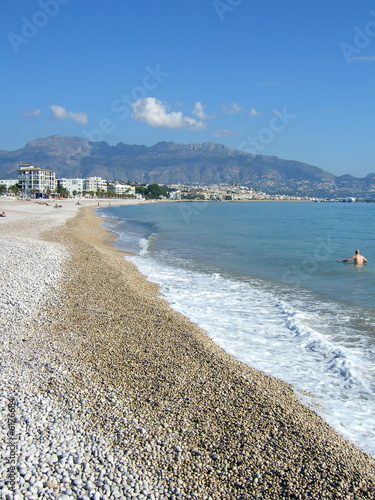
top-left (17, 164), bottom-right (56, 194)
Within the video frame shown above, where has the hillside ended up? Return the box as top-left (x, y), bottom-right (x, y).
top-left (0, 135), bottom-right (374, 198)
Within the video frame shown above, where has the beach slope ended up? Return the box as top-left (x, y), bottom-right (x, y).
top-left (1, 200), bottom-right (374, 499)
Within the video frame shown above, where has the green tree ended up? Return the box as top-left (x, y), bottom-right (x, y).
top-left (56, 185), bottom-right (69, 198)
top-left (9, 184), bottom-right (20, 195)
top-left (96, 188), bottom-right (106, 198)
top-left (182, 193), bottom-right (205, 200)
top-left (136, 183), bottom-right (170, 199)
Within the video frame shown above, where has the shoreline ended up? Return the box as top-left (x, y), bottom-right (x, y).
top-left (1, 201), bottom-right (375, 499)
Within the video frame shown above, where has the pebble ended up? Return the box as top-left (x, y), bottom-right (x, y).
top-left (0, 203), bottom-right (374, 500)
top-left (46, 480), bottom-right (58, 488)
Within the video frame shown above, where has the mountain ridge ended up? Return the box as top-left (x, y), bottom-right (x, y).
top-left (0, 135), bottom-right (374, 198)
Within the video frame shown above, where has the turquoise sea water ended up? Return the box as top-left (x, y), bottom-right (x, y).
top-left (98, 201), bottom-right (375, 457)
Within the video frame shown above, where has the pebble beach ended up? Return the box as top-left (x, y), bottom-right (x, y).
top-left (1, 198), bottom-right (375, 500)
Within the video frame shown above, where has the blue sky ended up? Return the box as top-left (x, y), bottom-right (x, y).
top-left (1, 0), bottom-right (374, 177)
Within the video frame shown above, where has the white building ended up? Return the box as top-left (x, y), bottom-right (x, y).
top-left (84, 176), bottom-right (108, 192)
top-left (57, 178), bottom-right (85, 195)
top-left (17, 164), bottom-right (56, 194)
top-left (111, 182), bottom-right (136, 196)
top-left (0, 179), bottom-right (18, 189)
top-left (169, 190), bottom-right (181, 200)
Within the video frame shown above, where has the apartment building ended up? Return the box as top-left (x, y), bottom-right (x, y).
top-left (57, 178), bottom-right (85, 194)
top-left (110, 182), bottom-right (136, 196)
top-left (84, 176), bottom-right (108, 192)
top-left (17, 164), bottom-right (56, 194)
top-left (0, 179), bottom-right (18, 189)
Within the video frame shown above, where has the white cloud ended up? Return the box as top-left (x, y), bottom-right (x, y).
top-left (348, 56), bottom-right (375, 63)
top-left (222, 102), bottom-right (241, 114)
top-left (192, 101), bottom-right (208, 121)
top-left (249, 108), bottom-right (264, 117)
top-left (49, 105), bottom-right (88, 125)
top-left (131, 97), bottom-right (206, 130)
top-left (23, 109), bottom-right (41, 118)
top-left (213, 129), bottom-right (239, 138)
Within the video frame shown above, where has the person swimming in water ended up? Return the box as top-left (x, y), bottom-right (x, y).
top-left (338, 249), bottom-right (368, 264)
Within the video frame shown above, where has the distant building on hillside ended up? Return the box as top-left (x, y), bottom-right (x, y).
top-left (17, 164), bottom-right (56, 195)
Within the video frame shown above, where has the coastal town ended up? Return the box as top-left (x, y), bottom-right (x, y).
top-left (0, 164), bottom-right (360, 202)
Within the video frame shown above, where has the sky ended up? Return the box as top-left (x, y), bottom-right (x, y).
top-left (1, 0), bottom-right (374, 177)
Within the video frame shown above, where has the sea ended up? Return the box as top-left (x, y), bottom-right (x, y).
top-left (97, 201), bottom-right (375, 458)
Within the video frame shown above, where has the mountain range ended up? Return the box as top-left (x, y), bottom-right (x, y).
top-left (0, 135), bottom-right (374, 198)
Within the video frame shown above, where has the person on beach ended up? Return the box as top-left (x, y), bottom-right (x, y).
top-left (338, 249), bottom-right (368, 265)
top-left (0, 211), bottom-right (6, 217)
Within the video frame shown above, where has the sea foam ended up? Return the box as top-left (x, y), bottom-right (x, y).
top-left (127, 250), bottom-right (375, 458)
